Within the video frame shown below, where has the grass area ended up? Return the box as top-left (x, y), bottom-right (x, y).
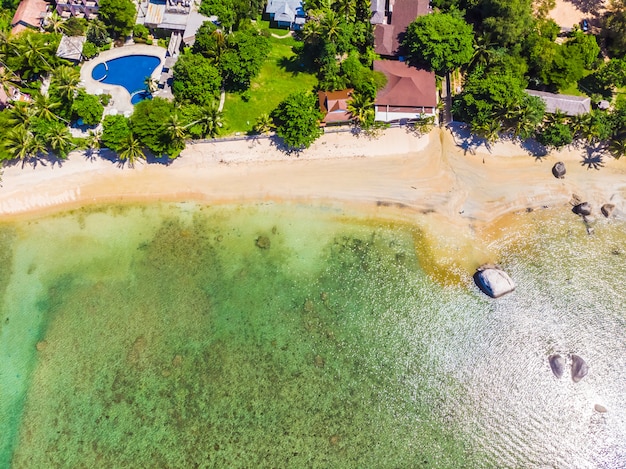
top-left (222, 40), bottom-right (317, 135)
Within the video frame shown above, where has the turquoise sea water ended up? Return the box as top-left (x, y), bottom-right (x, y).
top-left (0, 202), bottom-right (625, 468)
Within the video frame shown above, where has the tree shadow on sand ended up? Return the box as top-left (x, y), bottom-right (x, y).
top-left (562, 0), bottom-right (600, 15)
top-left (580, 145), bottom-right (606, 169)
top-left (447, 123), bottom-right (492, 155)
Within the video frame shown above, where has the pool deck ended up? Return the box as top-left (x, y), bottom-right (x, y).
top-left (80, 44), bottom-right (167, 115)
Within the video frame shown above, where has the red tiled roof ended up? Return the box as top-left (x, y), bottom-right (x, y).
top-left (11, 0), bottom-right (48, 31)
top-left (374, 60), bottom-right (436, 108)
top-left (374, 0), bottom-right (429, 57)
top-left (318, 89), bottom-right (354, 124)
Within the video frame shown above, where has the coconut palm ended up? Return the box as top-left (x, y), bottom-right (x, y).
top-left (347, 92), bottom-right (374, 127)
top-left (118, 133), bottom-right (144, 167)
top-left (46, 124), bottom-right (74, 158)
top-left (468, 33), bottom-right (496, 71)
top-left (163, 114), bottom-right (188, 150)
top-left (320, 10), bottom-right (341, 43)
top-left (473, 119), bottom-right (501, 144)
top-left (333, 0), bottom-right (356, 21)
top-left (607, 134), bottom-right (626, 159)
top-left (51, 65), bottom-right (81, 103)
top-left (46, 12), bottom-right (65, 34)
top-left (187, 101), bottom-right (223, 138)
top-left (15, 32), bottom-right (54, 76)
top-left (86, 19), bottom-right (109, 47)
top-left (570, 112), bottom-right (594, 142)
top-left (6, 102), bottom-right (35, 127)
top-left (33, 93), bottom-right (62, 121)
top-left (253, 113), bottom-right (274, 134)
top-left (144, 76), bottom-right (159, 94)
top-left (5, 126), bottom-right (44, 160)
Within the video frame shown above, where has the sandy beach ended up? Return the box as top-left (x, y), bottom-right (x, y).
top-left (1, 126), bottom-right (625, 246)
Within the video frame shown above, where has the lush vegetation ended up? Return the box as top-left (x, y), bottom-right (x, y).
top-left (271, 91), bottom-right (323, 150)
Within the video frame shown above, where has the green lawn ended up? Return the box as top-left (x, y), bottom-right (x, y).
top-left (221, 39), bottom-right (316, 135)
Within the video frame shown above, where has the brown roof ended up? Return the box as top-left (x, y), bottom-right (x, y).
top-left (374, 0), bottom-right (429, 57)
top-left (11, 0), bottom-right (48, 31)
top-left (374, 60), bottom-right (436, 108)
top-left (318, 89), bottom-right (354, 124)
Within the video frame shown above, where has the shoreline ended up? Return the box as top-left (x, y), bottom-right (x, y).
top-left (1, 126), bottom-right (625, 236)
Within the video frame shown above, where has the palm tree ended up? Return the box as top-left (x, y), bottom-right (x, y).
top-left (333, 0), bottom-right (356, 21)
top-left (46, 12), bottom-right (65, 34)
top-left (473, 119), bottom-right (501, 144)
top-left (543, 110), bottom-right (567, 126)
top-left (118, 133), bottom-right (144, 167)
top-left (144, 76), bottom-right (159, 94)
top-left (15, 32), bottom-right (54, 77)
top-left (253, 113), bottom-right (274, 134)
top-left (163, 113), bottom-right (188, 147)
top-left (188, 101), bottom-right (223, 138)
top-left (468, 33), bottom-right (496, 71)
top-left (33, 93), bottom-right (62, 121)
top-left (607, 133), bottom-right (626, 159)
top-left (320, 10), bottom-right (341, 44)
top-left (347, 92), bottom-right (374, 127)
top-left (7, 102), bottom-right (35, 127)
top-left (46, 125), bottom-right (74, 158)
top-left (570, 112), bottom-right (594, 142)
top-left (5, 126), bottom-right (44, 160)
top-left (86, 19), bottom-right (109, 47)
top-left (51, 65), bottom-right (81, 103)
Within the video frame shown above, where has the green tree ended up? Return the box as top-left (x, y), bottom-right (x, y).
top-left (98, 0), bottom-right (136, 38)
top-left (220, 29), bottom-right (270, 91)
top-left (101, 114), bottom-right (131, 152)
top-left (33, 93), bottom-right (62, 122)
top-left (602, 0), bottom-right (626, 58)
top-left (72, 92), bottom-right (104, 125)
top-left (403, 12), bottom-right (474, 74)
top-left (50, 65), bottom-right (81, 104)
top-left (86, 19), bottom-right (110, 47)
top-left (117, 133), bottom-right (145, 167)
top-left (188, 101), bottom-right (223, 138)
top-left (346, 91), bottom-right (374, 128)
top-left (607, 133), bottom-right (626, 158)
top-left (4, 126), bottom-right (43, 160)
top-left (45, 121), bottom-right (74, 158)
top-left (271, 91), bottom-right (323, 150)
top-left (131, 98), bottom-right (183, 158)
top-left (172, 50), bottom-right (222, 106)
top-left (64, 17), bottom-right (88, 36)
top-left (252, 112), bottom-right (273, 134)
top-left (536, 120), bottom-right (573, 149)
top-left (192, 22), bottom-right (226, 63)
top-left (480, 0), bottom-right (534, 47)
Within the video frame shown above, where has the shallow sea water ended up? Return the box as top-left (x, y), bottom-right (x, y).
top-left (0, 202), bottom-right (624, 468)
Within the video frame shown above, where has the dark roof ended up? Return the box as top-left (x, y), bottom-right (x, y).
top-left (374, 60), bottom-right (436, 108)
top-left (318, 89), bottom-right (354, 123)
top-left (525, 90), bottom-right (591, 116)
top-left (374, 0), bottom-right (429, 57)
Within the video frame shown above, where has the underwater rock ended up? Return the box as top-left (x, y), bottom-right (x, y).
top-left (572, 203), bottom-right (592, 217)
top-left (594, 404), bottom-right (607, 413)
top-left (552, 162), bottom-right (566, 179)
top-left (473, 264), bottom-right (516, 298)
top-left (549, 354), bottom-right (565, 378)
top-left (255, 235), bottom-right (270, 249)
top-left (571, 354), bottom-right (589, 383)
top-left (36, 340), bottom-right (48, 352)
top-left (601, 204), bottom-right (615, 218)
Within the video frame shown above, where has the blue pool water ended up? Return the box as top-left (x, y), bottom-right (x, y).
top-left (92, 55), bottom-right (161, 105)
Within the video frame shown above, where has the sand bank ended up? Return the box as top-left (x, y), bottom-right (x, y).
top-left (1, 126), bottom-right (625, 232)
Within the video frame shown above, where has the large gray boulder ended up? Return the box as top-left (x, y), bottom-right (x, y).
top-left (473, 265), bottom-right (516, 298)
top-left (552, 162), bottom-right (566, 179)
top-left (571, 354), bottom-right (589, 383)
top-left (572, 202), bottom-right (592, 216)
top-left (549, 354), bottom-right (565, 378)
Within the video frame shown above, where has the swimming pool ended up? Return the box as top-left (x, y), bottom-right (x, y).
top-left (92, 55), bottom-right (161, 105)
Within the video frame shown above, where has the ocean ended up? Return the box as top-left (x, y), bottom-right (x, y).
top-left (0, 202), bottom-right (624, 468)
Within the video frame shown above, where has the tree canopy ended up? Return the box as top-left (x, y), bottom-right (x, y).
top-left (271, 92), bottom-right (323, 150)
top-left (220, 29), bottom-right (270, 91)
top-left (172, 50), bottom-right (222, 106)
top-left (98, 0), bottom-right (136, 38)
top-left (403, 12), bottom-right (474, 74)
top-left (71, 92), bottom-right (104, 126)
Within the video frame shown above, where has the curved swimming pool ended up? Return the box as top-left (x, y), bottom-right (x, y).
top-left (92, 55), bottom-right (161, 104)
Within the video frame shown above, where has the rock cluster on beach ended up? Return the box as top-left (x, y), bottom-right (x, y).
top-left (473, 265), bottom-right (516, 298)
top-left (552, 161), bottom-right (566, 179)
top-left (548, 353), bottom-right (589, 383)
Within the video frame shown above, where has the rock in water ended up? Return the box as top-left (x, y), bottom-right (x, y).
top-left (571, 354), bottom-right (589, 383)
top-left (549, 354), bottom-right (565, 378)
top-left (552, 161), bottom-right (566, 179)
top-left (601, 204), bottom-right (615, 218)
top-left (572, 202), bottom-right (592, 216)
top-left (474, 265), bottom-right (516, 298)
top-left (594, 404), bottom-right (607, 413)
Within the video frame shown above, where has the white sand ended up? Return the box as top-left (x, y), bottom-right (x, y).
top-left (1, 127), bottom-right (625, 234)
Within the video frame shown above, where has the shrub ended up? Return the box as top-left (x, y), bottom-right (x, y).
top-left (82, 41), bottom-right (98, 59)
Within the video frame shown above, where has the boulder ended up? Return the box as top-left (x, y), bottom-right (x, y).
top-left (601, 204), bottom-right (615, 218)
top-left (594, 404), bottom-right (607, 413)
top-left (255, 235), bottom-right (271, 249)
top-left (548, 354), bottom-right (565, 378)
top-left (572, 202), bottom-right (592, 217)
top-left (571, 354), bottom-right (589, 383)
top-left (473, 265), bottom-right (516, 298)
top-left (552, 162), bottom-right (566, 179)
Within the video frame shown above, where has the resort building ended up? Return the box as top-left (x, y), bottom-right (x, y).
top-left (373, 60), bottom-right (437, 122)
top-left (264, 0), bottom-right (306, 30)
top-left (318, 89), bottom-right (354, 126)
top-left (373, 0), bottom-right (429, 58)
top-left (55, 0), bottom-right (99, 19)
top-left (525, 90), bottom-right (591, 116)
top-left (10, 0), bottom-right (49, 35)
